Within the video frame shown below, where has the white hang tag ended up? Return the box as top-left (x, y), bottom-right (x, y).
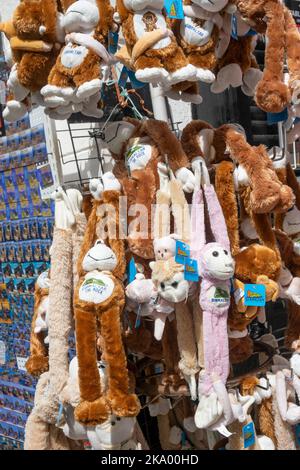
top-left (216, 424), bottom-right (233, 438)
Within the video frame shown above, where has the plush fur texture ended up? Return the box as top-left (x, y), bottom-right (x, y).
top-left (113, 119), bottom-right (190, 260)
top-left (285, 7), bottom-right (300, 105)
top-left (116, 0), bottom-right (190, 81)
top-left (26, 285), bottom-right (49, 377)
top-left (229, 334), bottom-right (253, 364)
top-left (181, 120), bottom-right (214, 163)
top-left (258, 397), bottom-right (277, 447)
top-left (74, 191), bottom-right (140, 425)
top-left (1, 0), bottom-right (62, 92)
top-left (34, 228), bottom-right (73, 424)
top-left (254, 1), bottom-right (290, 113)
top-left (219, 126), bottom-right (295, 214)
top-left (24, 372), bottom-right (83, 450)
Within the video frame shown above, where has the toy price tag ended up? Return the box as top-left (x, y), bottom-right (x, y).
top-left (267, 108), bottom-right (288, 124)
top-left (108, 31), bottom-right (119, 54)
top-left (243, 421), bottom-right (255, 449)
top-left (231, 14), bottom-right (238, 40)
top-left (164, 0), bottom-right (184, 19)
top-left (16, 356), bottom-right (28, 372)
top-left (184, 258), bottom-right (199, 282)
top-left (175, 240), bottom-right (190, 264)
top-left (244, 284), bottom-right (266, 307)
top-left (127, 257), bottom-right (137, 284)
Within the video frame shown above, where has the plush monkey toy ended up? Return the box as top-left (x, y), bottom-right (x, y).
top-left (26, 271), bottom-right (50, 377)
top-left (115, 0), bottom-right (197, 86)
top-left (41, 0), bottom-right (114, 119)
top-left (100, 119), bottom-right (195, 262)
top-left (0, 0), bottom-right (67, 121)
top-left (74, 178), bottom-right (140, 425)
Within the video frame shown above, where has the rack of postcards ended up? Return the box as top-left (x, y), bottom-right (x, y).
top-left (0, 114), bottom-right (54, 450)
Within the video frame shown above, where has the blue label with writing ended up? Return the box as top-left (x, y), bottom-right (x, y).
top-left (127, 257), bottom-right (137, 284)
top-left (184, 258), bottom-right (199, 282)
top-left (243, 422), bottom-right (255, 449)
top-left (244, 284), bottom-right (266, 307)
top-left (267, 108), bottom-right (288, 124)
top-left (164, 0), bottom-right (184, 19)
top-left (175, 240), bottom-right (190, 265)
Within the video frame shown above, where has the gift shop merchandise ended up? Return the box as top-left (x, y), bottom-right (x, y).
top-left (1, 0), bottom-right (300, 453)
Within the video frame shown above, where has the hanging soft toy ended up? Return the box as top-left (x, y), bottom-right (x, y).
top-left (171, 0), bottom-right (225, 85)
top-left (211, 10), bottom-right (262, 96)
top-left (41, 0), bottom-right (114, 119)
top-left (191, 178), bottom-right (234, 426)
top-left (26, 271), bottom-right (50, 377)
top-left (115, 0), bottom-right (197, 85)
top-left (100, 119), bottom-right (195, 262)
top-left (182, 121), bottom-right (295, 213)
top-left (234, 0), bottom-right (300, 113)
top-left (74, 176), bottom-right (140, 425)
top-left (0, 0), bottom-right (66, 121)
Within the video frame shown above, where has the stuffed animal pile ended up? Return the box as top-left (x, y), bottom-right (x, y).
top-left (2, 0), bottom-right (300, 118)
top-left (1, 0), bottom-right (300, 453)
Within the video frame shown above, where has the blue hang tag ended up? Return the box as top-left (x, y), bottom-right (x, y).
top-left (267, 108), bottom-right (288, 124)
top-left (135, 304), bottom-right (142, 329)
top-left (164, 0), bottom-right (184, 19)
top-left (184, 258), bottom-right (199, 282)
top-left (243, 421), bottom-right (255, 449)
top-left (244, 284), bottom-right (266, 307)
top-left (175, 240), bottom-right (190, 265)
top-left (230, 278), bottom-right (235, 295)
top-left (231, 14), bottom-right (238, 40)
top-left (295, 423), bottom-right (300, 446)
top-left (118, 66), bottom-right (129, 88)
top-left (245, 28), bottom-right (257, 37)
top-left (127, 70), bottom-right (146, 89)
top-left (108, 31), bottom-right (119, 55)
top-left (127, 257), bottom-right (137, 284)
top-left (56, 402), bottom-right (64, 427)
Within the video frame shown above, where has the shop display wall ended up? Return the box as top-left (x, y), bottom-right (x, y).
top-left (0, 114), bottom-right (54, 450)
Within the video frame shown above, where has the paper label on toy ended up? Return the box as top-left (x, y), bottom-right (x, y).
top-left (231, 14), bottom-right (238, 40)
top-left (181, 16), bottom-right (214, 46)
top-left (216, 424), bottom-right (233, 438)
top-left (234, 287), bottom-right (244, 305)
top-left (127, 257), bottom-right (137, 284)
top-left (267, 108), bottom-right (288, 124)
top-left (16, 356), bottom-right (28, 372)
top-left (61, 43), bottom-right (89, 69)
top-left (133, 10), bottom-right (171, 49)
top-left (0, 341), bottom-right (5, 365)
top-left (165, 0), bottom-right (184, 19)
top-left (79, 273), bottom-right (114, 304)
top-left (243, 422), bottom-right (255, 449)
top-left (118, 66), bottom-right (129, 88)
top-left (175, 240), bottom-right (190, 264)
top-left (208, 285), bottom-right (230, 305)
top-left (125, 144), bottom-right (152, 172)
top-left (108, 31), bottom-right (119, 54)
top-left (294, 240), bottom-right (300, 255)
top-left (244, 284), bottom-right (266, 307)
top-left (184, 258), bottom-right (199, 282)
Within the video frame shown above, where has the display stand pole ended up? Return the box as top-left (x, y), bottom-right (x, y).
top-left (150, 84), bottom-right (169, 123)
